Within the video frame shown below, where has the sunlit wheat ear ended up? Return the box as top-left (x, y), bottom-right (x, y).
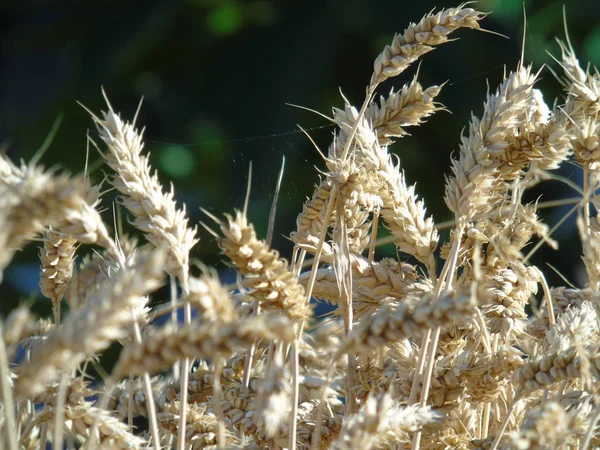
top-left (557, 38), bottom-right (600, 127)
top-left (111, 314), bottom-right (295, 380)
top-left (508, 401), bottom-right (571, 449)
top-left (296, 179), bottom-right (335, 238)
top-left (333, 77), bottom-right (445, 146)
top-left (459, 347), bottom-right (525, 405)
top-left (445, 66), bottom-right (538, 229)
top-left (546, 301), bottom-right (600, 352)
top-left (67, 234), bottom-right (138, 310)
top-left (39, 229), bottom-right (76, 324)
top-left (54, 403), bottom-right (146, 448)
top-left (370, 4), bottom-right (485, 87)
top-left (343, 292), bottom-right (475, 354)
top-left (512, 346), bottom-right (597, 396)
top-left (217, 210), bottom-right (309, 321)
top-left (14, 249), bottom-right (165, 399)
top-left (301, 258), bottom-right (433, 320)
top-left (186, 273), bottom-right (237, 322)
top-left (478, 261), bottom-right (541, 339)
top-left (38, 183), bottom-right (104, 314)
top-left (329, 112), bottom-right (438, 268)
top-left (0, 160), bottom-right (112, 276)
top-left (93, 97), bottom-right (198, 289)
top-left (331, 393), bottom-right (441, 450)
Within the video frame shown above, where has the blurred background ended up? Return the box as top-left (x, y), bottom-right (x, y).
top-left (2, 0), bottom-right (600, 318)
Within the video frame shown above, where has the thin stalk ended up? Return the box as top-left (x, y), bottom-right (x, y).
top-left (412, 233), bottom-right (462, 450)
top-left (294, 248), bottom-right (307, 276)
top-left (344, 282), bottom-right (356, 416)
top-left (40, 424), bottom-right (48, 450)
top-left (481, 403), bottom-right (491, 440)
top-left (142, 372), bottom-right (161, 448)
top-left (135, 316), bottom-right (162, 450)
top-left (241, 304), bottom-right (260, 394)
top-left (481, 335), bottom-right (498, 439)
top-left (408, 330), bottom-right (431, 405)
top-left (538, 272), bottom-right (556, 325)
top-left (170, 278), bottom-right (180, 379)
top-left (476, 404), bottom-right (483, 440)
top-left (177, 275), bottom-right (191, 450)
top-left (290, 334), bottom-right (301, 447)
top-left (489, 398), bottom-right (518, 450)
top-left (581, 407), bottom-right (600, 450)
top-left (53, 374), bottom-right (68, 450)
top-left (287, 245), bottom-right (306, 448)
top-left (127, 375), bottom-right (134, 431)
top-left (291, 184), bottom-right (338, 450)
top-left (126, 307), bottom-right (162, 450)
top-left (407, 237), bottom-right (457, 407)
top-left (410, 327), bottom-right (441, 450)
top-left (368, 211), bottom-right (380, 263)
top-left (53, 298), bottom-right (61, 328)
top-left (475, 308), bottom-right (492, 354)
top-left (336, 194), bottom-right (356, 416)
top-left (583, 168), bottom-right (591, 232)
top-left (213, 358), bottom-right (225, 449)
top-left (0, 322), bottom-right (18, 450)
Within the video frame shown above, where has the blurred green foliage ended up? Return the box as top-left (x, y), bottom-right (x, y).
top-left (1, 0), bottom-right (599, 314)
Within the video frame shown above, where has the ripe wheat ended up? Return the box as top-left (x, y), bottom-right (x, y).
top-left (3, 4), bottom-right (600, 450)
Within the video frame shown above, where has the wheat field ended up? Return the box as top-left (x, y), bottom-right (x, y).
top-left (2, 4), bottom-right (600, 449)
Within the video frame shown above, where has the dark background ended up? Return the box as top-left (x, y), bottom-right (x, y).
top-left (2, 0), bottom-right (599, 317)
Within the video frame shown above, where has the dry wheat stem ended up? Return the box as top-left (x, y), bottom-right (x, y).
top-left (293, 184), bottom-right (338, 450)
top-left (0, 322), bottom-right (17, 450)
top-left (212, 358), bottom-right (226, 448)
top-left (135, 327), bottom-right (162, 449)
top-left (412, 233), bottom-right (462, 450)
top-left (53, 374), bottom-right (68, 450)
top-left (581, 407), bottom-right (600, 450)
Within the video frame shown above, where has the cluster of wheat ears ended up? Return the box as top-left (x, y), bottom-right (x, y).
top-left (4, 4), bottom-right (600, 449)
